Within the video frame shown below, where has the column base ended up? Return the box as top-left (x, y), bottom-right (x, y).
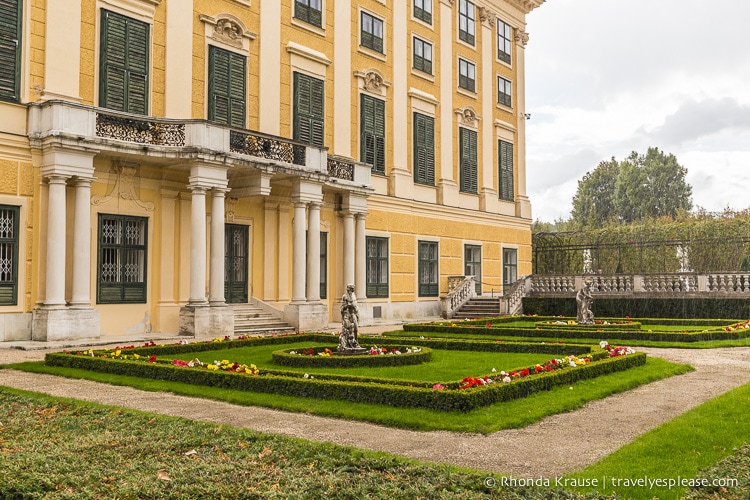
top-left (179, 305), bottom-right (235, 338)
top-left (32, 307), bottom-right (101, 342)
top-left (437, 179), bottom-right (460, 207)
top-left (284, 302), bottom-right (328, 331)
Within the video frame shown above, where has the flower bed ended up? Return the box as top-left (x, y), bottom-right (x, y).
top-left (534, 320), bottom-right (642, 331)
top-left (271, 345), bottom-right (432, 368)
top-left (44, 333), bottom-right (645, 413)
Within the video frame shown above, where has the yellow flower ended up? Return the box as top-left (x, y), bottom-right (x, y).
top-left (133, 354), bottom-right (140, 360)
top-left (207, 364), bottom-right (218, 370)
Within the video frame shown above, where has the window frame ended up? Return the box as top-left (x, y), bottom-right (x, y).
top-left (99, 9), bottom-right (151, 115)
top-left (497, 18), bottom-right (512, 64)
top-left (458, 58), bottom-right (475, 93)
top-left (97, 213), bottom-right (149, 304)
top-left (0, 0), bottom-right (22, 102)
top-left (208, 45), bottom-right (247, 128)
top-left (497, 75), bottom-right (512, 107)
top-left (294, 0), bottom-right (323, 28)
top-left (458, 0), bottom-right (475, 46)
top-left (499, 139), bottom-right (514, 201)
top-left (293, 72), bottom-right (325, 148)
top-left (418, 240), bottom-right (439, 297)
top-left (0, 205), bottom-right (19, 306)
top-left (366, 236), bottom-right (389, 298)
top-left (360, 93), bottom-right (386, 174)
top-left (503, 247), bottom-right (518, 293)
top-left (464, 244), bottom-right (482, 295)
top-left (412, 36), bottom-right (433, 75)
top-left (459, 127), bottom-right (478, 194)
top-left (413, 112), bottom-right (435, 185)
top-left (320, 231), bottom-right (328, 299)
top-left (360, 10), bottom-right (384, 54)
top-left (413, 0), bottom-right (432, 25)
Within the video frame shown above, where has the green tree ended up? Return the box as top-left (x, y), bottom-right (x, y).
top-left (571, 148), bottom-right (693, 228)
top-left (570, 157), bottom-right (620, 229)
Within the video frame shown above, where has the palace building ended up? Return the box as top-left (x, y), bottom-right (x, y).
top-left (0, 0), bottom-right (544, 342)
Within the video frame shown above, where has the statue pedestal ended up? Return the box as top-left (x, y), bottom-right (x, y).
top-left (336, 347), bottom-right (368, 356)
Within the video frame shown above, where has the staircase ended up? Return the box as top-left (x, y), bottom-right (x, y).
top-left (231, 304), bottom-right (296, 335)
top-left (452, 297), bottom-right (502, 319)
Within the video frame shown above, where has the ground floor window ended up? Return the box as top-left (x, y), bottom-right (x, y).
top-left (320, 232), bottom-right (328, 299)
top-left (418, 241), bottom-right (439, 296)
top-left (503, 248), bottom-right (518, 293)
top-left (366, 236), bottom-right (389, 298)
top-left (0, 205), bottom-right (19, 305)
top-left (464, 244), bottom-right (482, 295)
top-left (97, 214), bottom-right (148, 303)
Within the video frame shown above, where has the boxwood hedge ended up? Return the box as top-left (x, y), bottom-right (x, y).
top-left (271, 346), bottom-right (432, 368)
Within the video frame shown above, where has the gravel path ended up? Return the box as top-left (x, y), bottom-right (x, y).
top-left (1, 346), bottom-right (749, 477)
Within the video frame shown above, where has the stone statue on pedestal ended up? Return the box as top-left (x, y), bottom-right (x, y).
top-left (338, 284), bottom-right (367, 354)
top-left (576, 280), bottom-right (594, 324)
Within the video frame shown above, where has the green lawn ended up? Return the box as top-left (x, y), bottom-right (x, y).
top-left (169, 342), bottom-right (555, 383)
top-left (8, 356), bottom-right (690, 434)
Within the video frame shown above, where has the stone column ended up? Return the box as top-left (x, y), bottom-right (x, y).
top-left (44, 175), bottom-right (69, 307)
top-left (355, 213), bottom-right (367, 299)
top-left (189, 185), bottom-right (208, 305)
top-left (342, 212), bottom-right (355, 289)
top-left (306, 202), bottom-right (321, 302)
top-left (291, 202), bottom-right (307, 303)
top-left (514, 30), bottom-right (532, 219)
top-left (70, 177), bottom-right (93, 307)
top-left (209, 188), bottom-right (227, 306)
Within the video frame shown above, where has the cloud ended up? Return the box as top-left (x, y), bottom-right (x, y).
top-left (644, 98), bottom-right (750, 146)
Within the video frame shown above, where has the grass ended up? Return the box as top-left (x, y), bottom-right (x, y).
top-left (563, 380), bottom-right (750, 499)
top-left (6, 356), bottom-right (690, 434)
top-left (381, 330), bottom-right (750, 349)
top-left (169, 342), bottom-right (556, 383)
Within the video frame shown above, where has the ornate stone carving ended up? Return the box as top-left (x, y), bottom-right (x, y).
top-left (337, 284), bottom-right (367, 355)
top-left (515, 30), bottom-right (530, 47)
top-left (455, 106), bottom-right (481, 128)
top-left (91, 163), bottom-right (155, 212)
top-left (225, 197), bottom-right (238, 222)
top-left (212, 18), bottom-right (244, 48)
top-left (354, 69), bottom-right (391, 96)
top-left (479, 7), bottom-right (495, 27)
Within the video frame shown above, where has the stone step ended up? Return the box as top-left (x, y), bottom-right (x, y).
top-left (230, 304), bottom-right (295, 334)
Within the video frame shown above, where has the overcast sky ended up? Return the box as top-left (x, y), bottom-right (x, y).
top-left (524, 0), bottom-right (750, 222)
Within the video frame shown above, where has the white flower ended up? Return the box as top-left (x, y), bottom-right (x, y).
top-left (420, 336), bottom-right (425, 340)
top-left (303, 373), bottom-right (309, 379)
top-left (502, 376), bottom-right (511, 384)
top-left (599, 341), bottom-right (609, 349)
top-left (491, 368), bottom-right (497, 373)
top-left (569, 361), bottom-right (577, 367)
top-left (500, 371), bottom-right (507, 376)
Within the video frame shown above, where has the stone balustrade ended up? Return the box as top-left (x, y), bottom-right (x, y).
top-left (529, 273), bottom-right (750, 296)
top-left (441, 275), bottom-right (476, 319)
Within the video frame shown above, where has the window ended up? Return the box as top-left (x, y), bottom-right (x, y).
top-left (464, 244), bottom-right (482, 295)
top-left (320, 232), bottom-right (328, 299)
top-left (0, 205), bottom-right (19, 305)
top-left (361, 11), bottom-right (384, 53)
top-left (499, 139), bottom-right (514, 201)
top-left (418, 241), bottom-right (439, 296)
top-left (458, 0), bottom-right (475, 46)
top-left (503, 248), bottom-right (518, 293)
top-left (293, 72), bottom-right (325, 147)
top-left (414, 0), bottom-right (432, 24)
top-left (294, 0), bottom-right (323, 28)
top-left (412, 37), bottom-right (432, 74)
top-left (497, 76), bottom-right (512, 107)
top-left (99, 9), bottom-right (150, 115)
top-left (0, 0), bottom-right (22, 102)
top-left (497, 19), bottom-right (512, 64)
top-left (366, 236), bottom-right (388, 298)
top-left (360, 94), bottom-right (386, 174)
top-left (208, 46), bottom-right (246, 128)
top-left (97, 214), bottom-right (148, 304)
top-left (459, 127), bottom-right (477, 193)
top-left (413, 112), bottom-right (435, 185)
top-left (458, 58), bottom-right (475, 92)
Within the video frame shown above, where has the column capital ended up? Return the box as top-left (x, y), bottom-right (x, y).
top-left (188, 184), bottom-right (208, 195)
top-left (211, 187), bottom-right (231, 196)
top-left (45, 174), bottom-right (70, 184)
top-left (515, 30), bottom-right (530, 48)
top-left (72, 176), bottom-right (96, 187)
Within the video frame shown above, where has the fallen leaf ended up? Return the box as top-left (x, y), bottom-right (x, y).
top-left (258, 446), bottom-right (272, 459)
top-left (215, 445), bottom-right (228, 460)
top-left (147, 418), bottom-right (156, 425)
top-left (157, 470), bottom-right (171, 481)
top-left (214, 424), bottom-right (223, 434)
top-left (184, 449), bottom-right (198, 457)
top-left (237, 440), bottom-right (248, 449)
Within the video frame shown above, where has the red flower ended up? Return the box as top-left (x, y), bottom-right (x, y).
top-left (148, 355), bottom-right (157, 363)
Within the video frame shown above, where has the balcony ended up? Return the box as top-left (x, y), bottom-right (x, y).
top-left (27, 100), bottom-right (372, 192)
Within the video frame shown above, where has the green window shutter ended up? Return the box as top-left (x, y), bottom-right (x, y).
top-left (360, 94), bottom-right (385, 174)
top-left (100, 10), bottom-right (149, 115)
top-left (413, 113), bottom-right (434, 185)
top-left (0, 0), bottom-right (22, 102)
top-left (294, 72), bottom-right (325, 147)
top-left (460, 128), bottom-right (477, 193)
top-left (418, 241), bottom-right (439, 297)
top-left (208, 46), bottom-right (246, 128)
top-left (499, 140), bottom-right (514, 201)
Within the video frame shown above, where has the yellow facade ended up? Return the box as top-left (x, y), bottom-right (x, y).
top-left (0, 0), bottom-right (543, 341)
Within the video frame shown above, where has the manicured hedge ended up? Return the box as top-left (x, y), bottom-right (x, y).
top-left (522, 296), bottom-right (750, 319)
top-left (44, 351), bottom-right (646, 412)
top-left (271, 346), bottom-right (432, 368)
